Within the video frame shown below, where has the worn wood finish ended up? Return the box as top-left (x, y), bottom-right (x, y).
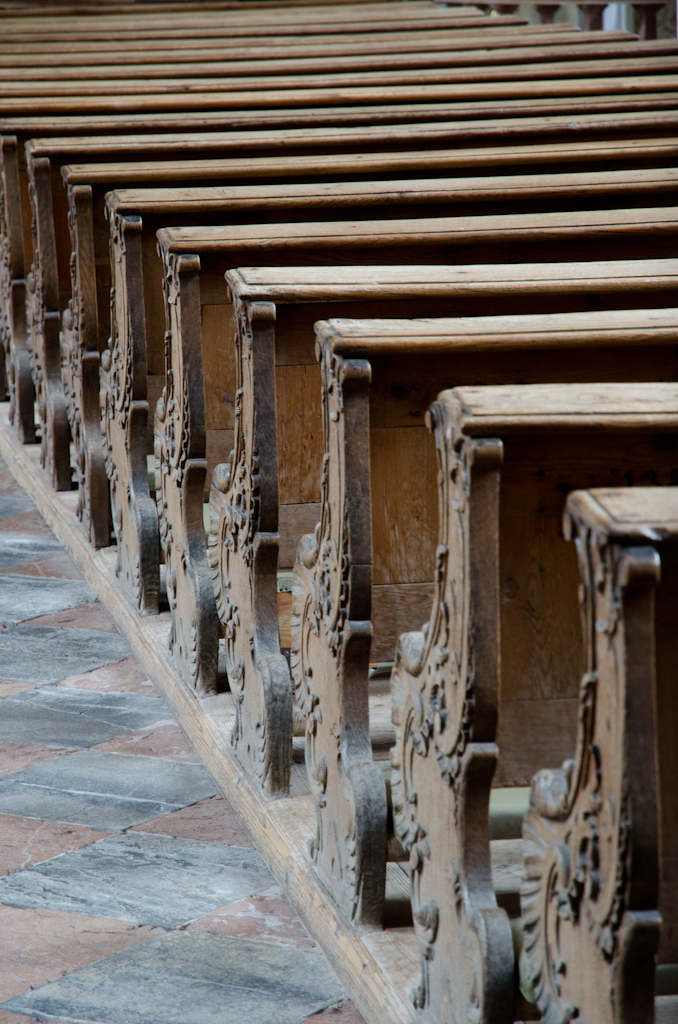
top-left (147, 208), bottom-right (678, 704)
top-left (9, 67), bottom-right (678, 116)
top-left (8, 108), bottom-right (678, 424)
top-left (25, 156), bottom-right (71, 491)
top-left (101, 212), bottom-right (159, 612)
top-left (154, 251), bottom-right (221, 695)
top-left (521, 486), bottom-right (672, 1024)
top-left (32, 138), bottom-right (676, 548)
top-left (0, 29), bottom-right (633, 64)
top-left (6, 39), bottom-right (678, 85)
top-left (286, 324), bottom-right (678, 938)
top-left (0, 135), bottom-right (22, 415)
top-left (387, 381), bottom-right (678, 1022)
top-left (202, 273), bottom-right (678, 817)
top-left (62, 183), bottom-right (111, 547)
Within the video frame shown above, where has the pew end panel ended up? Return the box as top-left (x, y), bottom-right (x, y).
top-left (154, 245), bottom-right (222, 696)
top-left (0, 134), bottom-right (22, 412)
top-left (522, 485), bottom-right (678, 1024)
top-left (388, 398), bottom-right (514, 1024)
top-left (103, 210), bottom-right (159, 613)
top-left (291, 339), bottom-right (388, 930)
top-left (207, 298), bottom-right (293, 799)
top-left (430, 382), bottom-right (678, 1022)
top-left (62, 181), bottom-right (111, 548)
top-left (26, 152), bottom-right (71, 490)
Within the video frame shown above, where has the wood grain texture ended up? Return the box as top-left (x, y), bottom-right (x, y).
top-left (522, 491), bottom-right (664, 1024)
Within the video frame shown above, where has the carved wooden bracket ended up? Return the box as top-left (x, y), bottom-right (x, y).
top-left (26, 154), bottom-right (71, 490)
top-left (207, 297), bottom-right (292, 797)
top-left (522, 491), bottom-right (662, 1024)
top-left (291, 339), bottom-right (387, 927)
top-left (103, 211), bottom-right (159, 611)
top-left (390, 392), bottom-right (514, 1023)
top-left (155, 246), bottom-right (220, 694)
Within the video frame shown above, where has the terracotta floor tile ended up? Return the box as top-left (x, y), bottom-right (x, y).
top-left (0, 813), bottom-right (109, 875)
top-left (129, 794), bottom-right (254, 847)
top-left (0, 682), bottom-right (34, 698)
top-left (0, 512), bottom-right (53, 537)
top-left (0, 1011), bottom-right (42, 1024)
top-left (0, 472), bottom-right (26, 496)
top-left (0, 552), bottom-right (85, 581)
top-left (91, 721), bottom-right (199, 763)
top-left (0, 742), bottom-right (73, 778)
top-left (0, 904), bottom-right (162, 1002)
top-left (187, 885), bottom-right (316, 951)
top-left (303, 1001), bottom-right (367, 1023)
top-left (22, 601), bottom-right (117, 633)
top-left (58, 656), bottom-right (155, 694)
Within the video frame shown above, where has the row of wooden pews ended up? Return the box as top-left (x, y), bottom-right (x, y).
top-left (0, 1), bottom-right (676, 1021)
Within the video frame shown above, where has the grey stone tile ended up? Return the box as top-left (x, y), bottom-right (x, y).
top-left (0, 749), bottom-right (218, 831)
top-left (0, 831), bottom-right (273, 928)
top-left (0, 625), bottom-right (131, 683)
top-left (1, 931), bottom-right (345, 1024)
top-left (0, 533), bottom-right (65, 573)
top-left (0, 687), bottom-right (169, 748)
top-left (0, 573), bottom-right (95, 626)
top-left (0, 494), bottom-right (36, 520)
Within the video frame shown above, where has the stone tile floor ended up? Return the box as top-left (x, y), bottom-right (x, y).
top-left (0, 457), bottom-right (365, 1024)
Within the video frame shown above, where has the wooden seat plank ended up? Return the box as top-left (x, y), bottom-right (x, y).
top-left (0, 28), bottom-right (631, 63)
top-left (4, 38), bottom-right (678, 82)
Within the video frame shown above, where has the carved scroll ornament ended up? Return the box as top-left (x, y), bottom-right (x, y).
top-left (208, 298), bottom-right (292, 797)
top-left (521, 506), bottom-right (661, 1024)
top-left (102, 211), bottom-right (159, 610)
top-left (154, 247), bottom-right (219, 694)
top-left (291, 340), bottom-right (387, 927)
top-left (390, 391), bottom-right (513, 1024)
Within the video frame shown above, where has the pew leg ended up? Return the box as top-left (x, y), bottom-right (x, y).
top-left (634, 2), bottom-right (661, 36)
top-left (535, 3), bottom-right (558, 20)
top-left (578, 2), bottom-right (605, 28)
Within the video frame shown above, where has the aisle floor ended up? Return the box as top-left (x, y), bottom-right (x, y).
top-left (0, 457), bottom-right (364, 1024)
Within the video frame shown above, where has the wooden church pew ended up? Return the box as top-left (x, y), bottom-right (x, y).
top-left (293, 340), bottom-right (678, 1015)
top-left (148, 201), bottom-right (678, 701)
